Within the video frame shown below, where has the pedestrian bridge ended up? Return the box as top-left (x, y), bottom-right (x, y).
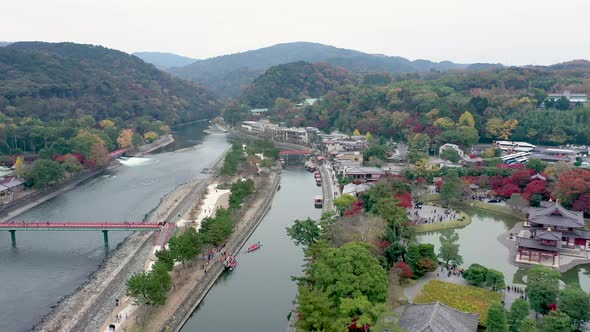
top-left (0, 221), bottom-right (174, 247)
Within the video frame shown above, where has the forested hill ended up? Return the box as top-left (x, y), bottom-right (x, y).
top-left (239, 61), bottom-right (353, 108)
top-left (133, 51), bottom-right (198, 69)
top-left (1, 42), bottom-right (221, 124)
top-left (255, 66), bottom-right (590, 146)
top-left (168, 42), bottom-right (495, 99)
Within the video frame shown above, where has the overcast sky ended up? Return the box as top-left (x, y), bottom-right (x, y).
top-left (3, 0), bottom-right (589, 65)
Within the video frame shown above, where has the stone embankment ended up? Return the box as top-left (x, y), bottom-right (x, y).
top-left (33, 147), bottom-right (230, 332)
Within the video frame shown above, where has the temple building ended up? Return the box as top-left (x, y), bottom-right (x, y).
top-left (516, 201), bottom-right (588, 267)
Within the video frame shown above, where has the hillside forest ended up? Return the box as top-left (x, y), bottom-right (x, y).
top-left (227, 61), bottom-right (590, 146)
top-left (0, 42), bottom-right (222, 161)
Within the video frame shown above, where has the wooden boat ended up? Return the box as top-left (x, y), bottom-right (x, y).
top-left (247, 242), bottom-right (262, 252)
top-left (223, 255), bottom-right (236, 271)
top-left (314, 196), bottom-right (323, 208)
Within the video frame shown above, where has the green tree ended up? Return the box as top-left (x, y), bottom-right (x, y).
top-left (526, 266), bottom-right (559, 315)
top-left (126, 270), bottom-right (167, 306)
top-left (438, 229), bottom-right (463, 267)
top-left (155, 248), bottom-right (175, 271)
top-left (508, 299), bottom-right (530, 332)
top-left (558, 285), bottom-right (590, 330)
top-left (168, 227), bottom-right (202, 265)
top-left (25, 159), bottom-right (65, 189)
top-left (526, 158), bottom-right (547, 173)
top-left (486, 302), bottom-right (509, 332)
top-left (311, 242), bottom-right (388, 304)
top-left (440, 169), bottom-right (462, 205)
top-left (542, 311), bottom-right (572, 332)
top-left (334, 194), bottom-right (357, 214)
top-left (409, 133), bottom-right (430, 152)
top-left (440, 148), bottom-right (461, 163)
top-left (518, 318), bottom-right (538, 332)
top-left (464, 263), bottom-right (489, 286)
top-left (287, 218), bottom-right (321, 246)
top-left (485, 269), bottom-right (506, 290)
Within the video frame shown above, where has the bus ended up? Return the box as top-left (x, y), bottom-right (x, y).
top-left (514, 142), bottom-right (536, 152)
top-left (493, 140), bottom-right (515, 151)
top-left (501, 152), bottom-right (532, 164)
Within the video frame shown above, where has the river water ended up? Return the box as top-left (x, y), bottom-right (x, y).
top-left (181, 167), bottom-right (322, 332)
top-left (0, 122), bottom-right (230, 332)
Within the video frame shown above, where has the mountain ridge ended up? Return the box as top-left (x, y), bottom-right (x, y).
top-left (163, 42), bottom-right (502, 98)
top-left (133, 51), bottom-right (198, 69)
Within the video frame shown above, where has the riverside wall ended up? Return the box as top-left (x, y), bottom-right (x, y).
top-left (164, 170), bottom-right (281, 332)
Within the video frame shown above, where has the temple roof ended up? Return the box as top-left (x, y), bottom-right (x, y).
top-left (528, 202), bottom-right (584, 228)
top-left (535, 229), bottom-right (562, 241)
top-left (517, 237), bottom-right (560, 252)
top-left (398, 301), bottom-right (479, 332)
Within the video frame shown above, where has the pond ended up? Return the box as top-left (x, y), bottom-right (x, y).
top-left (417, 206), bottom-right (590, 291)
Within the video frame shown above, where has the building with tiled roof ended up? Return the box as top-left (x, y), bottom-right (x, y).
top-left (398, 301), bottom-right (479, 332)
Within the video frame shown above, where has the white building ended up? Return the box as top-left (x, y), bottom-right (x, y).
top-left (438, 143), bottom-right (464, 157)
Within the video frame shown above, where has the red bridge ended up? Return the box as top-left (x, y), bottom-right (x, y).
top-left (1, 221), bottom-right (174, 247)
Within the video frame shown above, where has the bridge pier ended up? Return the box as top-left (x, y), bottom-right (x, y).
top-left (9, 230), bottom-right (16, 247)
top-left (102, 230), bottom-right (109, 247)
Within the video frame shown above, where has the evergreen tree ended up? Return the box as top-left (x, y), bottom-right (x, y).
top-left (508, 299), bottom-right (529, 332)
top-left (486, 302), bottom-right (509, 332)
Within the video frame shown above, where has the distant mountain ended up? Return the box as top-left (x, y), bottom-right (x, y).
top-left (0, 42), bottom-right (12, 47)
top-left (239, 61), bottom-right (353, 108)
top-left (1, 42), bottom-right (221, 124)
top-left (546, 59), bottom-right (590, 72)
top-left (133, 51), bottom-right (197, 69)
top-left (168, 42), bottom-right (494, 99)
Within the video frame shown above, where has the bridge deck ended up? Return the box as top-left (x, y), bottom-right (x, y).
top-left (0, 222), bottom-right (162, 231)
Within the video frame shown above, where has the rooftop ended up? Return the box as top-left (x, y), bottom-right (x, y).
top-left (528, 202), bottom-right (584, 228)
top-left (398, 301), bottom-right (480, 332)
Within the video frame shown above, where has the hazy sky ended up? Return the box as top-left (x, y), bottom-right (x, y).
top-left (3, 0), bottom-right (589, 65)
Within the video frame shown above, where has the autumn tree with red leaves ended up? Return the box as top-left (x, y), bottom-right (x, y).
top-left (554, 169), bottom-right (590, 207)
top-left (523, 179), bottom-right (548, 200)
top-left (394, 261), bottom-right (414, 280)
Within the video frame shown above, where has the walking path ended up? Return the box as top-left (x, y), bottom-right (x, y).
top-left (319, 163), bottom-right (336, 212)
top-left (100, 182), bottom-right (230, 332)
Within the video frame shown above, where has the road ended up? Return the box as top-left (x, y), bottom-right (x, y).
top-left (319, 162), bottom-right (338, 213)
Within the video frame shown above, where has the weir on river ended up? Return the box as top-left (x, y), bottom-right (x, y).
top-left (0, 122), bottom-right (230, 332)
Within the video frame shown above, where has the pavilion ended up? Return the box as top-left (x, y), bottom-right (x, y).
top-left (516, 201), bottom-right (588, 267)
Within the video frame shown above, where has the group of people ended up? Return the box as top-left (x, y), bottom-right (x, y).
top-left (438, 264), bottom-right (465, 278)
top-left (506, 285), bottom-right (528, 300)
top-left (411, 206), bottom-right (459, 225)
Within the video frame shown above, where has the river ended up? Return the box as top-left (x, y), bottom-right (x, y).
top-left (0, 122), bottom-right (230, 332)
top-left (181, 167), bottom-right (322, 332)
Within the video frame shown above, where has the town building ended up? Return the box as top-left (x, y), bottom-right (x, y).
top-left (438, 143), bottom-right (464, 157)
top-left (516, 201), bottom-right (589, 267)
top-left (547, 90), bottom-right (588, 104)
top-left (342, 166), bottom-right (385, 183)
top-left (271, 127), bottom-right (309, 144)
top-left (249, 108), bottom-right (269, 116)
top-left (397, 301), bottom-right (479, 332)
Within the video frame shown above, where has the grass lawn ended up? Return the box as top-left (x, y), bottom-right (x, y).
top-left (414, 279), bottom-right (501, 323)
